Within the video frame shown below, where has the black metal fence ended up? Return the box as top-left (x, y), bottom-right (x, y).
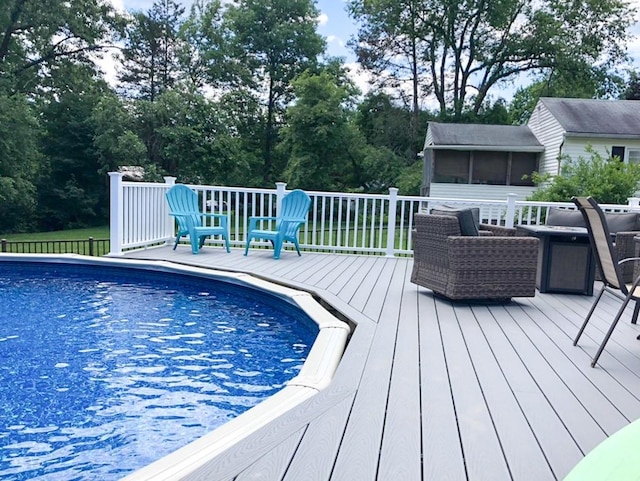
top-left (0, 238), bottom-right (110, 257)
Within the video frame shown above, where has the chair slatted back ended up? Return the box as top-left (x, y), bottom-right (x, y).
top-left (166, 185), bottom-right (202, 229)
top-left (573, 196), bottom-right (624, 291)
top-left (278, 190), bottom-right (311, 236)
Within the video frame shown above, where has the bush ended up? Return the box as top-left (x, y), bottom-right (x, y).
top-left (528, 146), bottom-right (640, 204)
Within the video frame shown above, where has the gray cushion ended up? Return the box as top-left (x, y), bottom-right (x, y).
top-left (546, 208), bottom-right (585, 227)
top-left (604, 212), bottom-right (638, 233)
top-left (430, 206), bottom-right (480, 236)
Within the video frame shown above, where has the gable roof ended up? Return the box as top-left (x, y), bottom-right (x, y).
top-left (539, 97), bottom-right (640, 137)
top-left (425, 121), bottom-right (544, 151)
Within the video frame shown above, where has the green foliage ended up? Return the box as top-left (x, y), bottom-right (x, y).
top-left (280, 69), bottom-right (363, 191)
top-left (528, 146), bottom-right (640, 204)
top-left (0, 94), bottom-right (41, 232)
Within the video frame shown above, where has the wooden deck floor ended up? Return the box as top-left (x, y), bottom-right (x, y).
top-left (123, 245), bottom-right (640, 481)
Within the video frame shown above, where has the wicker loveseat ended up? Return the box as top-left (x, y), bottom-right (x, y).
top-left (411, 213), bottom-right (540, 301)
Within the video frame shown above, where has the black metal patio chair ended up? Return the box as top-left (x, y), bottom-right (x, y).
top-left (572, 196), bottom-right (640, 367)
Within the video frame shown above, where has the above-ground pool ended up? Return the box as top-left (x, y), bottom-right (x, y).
top-left (0, 256), bottom-right (350, 481)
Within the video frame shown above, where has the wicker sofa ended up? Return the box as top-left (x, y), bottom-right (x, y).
top-left (411, 213), bottom-right (540, 301)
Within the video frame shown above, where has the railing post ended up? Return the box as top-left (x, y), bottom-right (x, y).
top-left (385, 187), bottom-right (399, 257)
top-left (108, 172), bottom-right (124, 256)
top-left (276, 182), bottom-right (287, 215)
top-left (163, 177), bottom-right (177, 244)
top-left (89, 237), bottom-right (94, 256)
top-left (505, 193), bottom-right (517, 228)
top-left (628, 197), bottom-right (640, 210)
top-left (1, 239), bottom-right (6, 253)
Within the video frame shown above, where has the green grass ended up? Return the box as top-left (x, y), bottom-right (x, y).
top-left (0, 226), bottom-right (109, 241)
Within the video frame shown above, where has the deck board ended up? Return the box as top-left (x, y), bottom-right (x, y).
top-left (121, 246), bottom-right (640, 481)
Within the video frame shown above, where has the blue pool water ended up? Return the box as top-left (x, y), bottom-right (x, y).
top-left (0, 262), bottom-right (318, 480)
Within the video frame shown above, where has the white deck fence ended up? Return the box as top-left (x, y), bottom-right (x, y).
top-left (108, 172), bottom-right (640, 257)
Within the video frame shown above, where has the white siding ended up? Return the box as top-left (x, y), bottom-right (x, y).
top-left (430, 183), bottom-right (536, 201)
top-left (562, 137), bottom-right (640, 162)
top-left (527, 101), bottom-right (565, 175)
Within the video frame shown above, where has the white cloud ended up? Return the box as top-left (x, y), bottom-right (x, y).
top-left (317, 13), bottom-right (328, 26)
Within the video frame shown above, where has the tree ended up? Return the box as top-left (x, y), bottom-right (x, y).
top-left (118, 0), bottom-right (185, 100)
top-left (349, 0), bottom-right (635, 120)
top-left (0, 0), bottom-right (122, 95)
top-left (528, 146), bottom-right (640, 204)
top-left (347, 0), bottom-right (430, 160)
top-left (0, 94), bottom-right (41, 233)
top-left (621, 70), bottom-right (640, 101)
top-left (225, 0), bottom-right (325, 183)
top-left (36, 64), bottom-right (112, 230)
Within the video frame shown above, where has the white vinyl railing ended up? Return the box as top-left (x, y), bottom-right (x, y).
top-left (108, 172), bottom-right (640, 257)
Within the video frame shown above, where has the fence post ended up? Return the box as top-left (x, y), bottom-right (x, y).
top-left (88, 237), bottom-right (94, 256)
top-left (505, 193), bottom-right (517, 228)
top-left (1, 239), bottom-right (6, 253)
top-left (108, 172), bottom-right (124, 256)
top-left (163, 177), bottom-right (177, 244)
top-left (385, 187), bottom-right (399, 257)
top-left (628, 197), bottom-right (640, 210)
top-left (275, 182), bottom-right (287, 215)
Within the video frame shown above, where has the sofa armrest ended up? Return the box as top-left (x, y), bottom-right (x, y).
top-left (479, 223), bottom-right (516, 236)
top-left (447, 236), bottom-right (539, 270)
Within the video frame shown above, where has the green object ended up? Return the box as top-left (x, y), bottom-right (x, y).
top-left (564, 418), bottom-right (640, 480)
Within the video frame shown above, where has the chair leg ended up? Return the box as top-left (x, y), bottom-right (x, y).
top-left (223, 234), bottom-right (230, 253)
top-left (293, 239), bottom-right (302, 256)
top-left (591, 293), bottom-right (635, 367)
top-left (273, 239), bottom-right (283, 259)
top-left (244, 237), bottom-right (251, 256)
top-left (632, 301), bottom-right (640, 324)
top-left (173, 237), bottom-right (179, 250)
top-left (574, 287), bottom-right (606, 346)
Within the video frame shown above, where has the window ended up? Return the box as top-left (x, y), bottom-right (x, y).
top-left (612, 146), bottom-right (626, 161)
top-left (472, 151), bottom-right (508, 185)
top-left (628, 149), bottom-right (640, 165)
top-left (510, 152), bottom-right (537, 186)
top-left (433, 150), bottom-right (470, 183)
top-left (432, 150), bottom-right (538, 186)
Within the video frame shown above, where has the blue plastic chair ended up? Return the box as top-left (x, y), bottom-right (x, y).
top-left (244, 189), bottom-right (311, 259)
top-left (165, 184), bottom-right (230, 254)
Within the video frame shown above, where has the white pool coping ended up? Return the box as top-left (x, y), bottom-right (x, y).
top-left (0, 254), bottom-right (351, 481)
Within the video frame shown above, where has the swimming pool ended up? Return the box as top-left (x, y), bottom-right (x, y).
top-left (0, 255), bottom-right (351, 481)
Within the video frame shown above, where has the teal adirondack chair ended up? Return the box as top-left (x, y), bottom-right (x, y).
top-left (165, 184), bottom-right (230, 254)
top-left (244, 189), bottom-right (311, 259)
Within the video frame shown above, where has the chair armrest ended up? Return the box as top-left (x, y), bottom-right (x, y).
top-left (248, 216), bottom-right (278, 231)
top-left (447, 236), bottom-right (539, 270)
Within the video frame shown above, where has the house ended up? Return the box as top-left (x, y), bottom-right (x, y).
top-left (528, 97), bottom-right (640, 174)
top-left (422, 122), bottom-right (543, 199)
top-left (422, 98), bottom-right (640, 199)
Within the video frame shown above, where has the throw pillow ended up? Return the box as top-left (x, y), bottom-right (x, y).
top-left (430, 205), bottom-right (480, 236)
top-left (604, 212), bottom-right (638, 233)
top-left (545, 207), bottom-right (586, 227)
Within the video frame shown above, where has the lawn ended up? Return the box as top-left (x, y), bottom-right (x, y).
top-left (0, 226), bottom-right (109, 241)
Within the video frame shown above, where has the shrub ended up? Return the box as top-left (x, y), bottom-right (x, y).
top-left (527, 146), bottom-right (640, 204)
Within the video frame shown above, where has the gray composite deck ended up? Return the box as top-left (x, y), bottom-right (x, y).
top-left (122, 245), bottom-right (640, 481)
